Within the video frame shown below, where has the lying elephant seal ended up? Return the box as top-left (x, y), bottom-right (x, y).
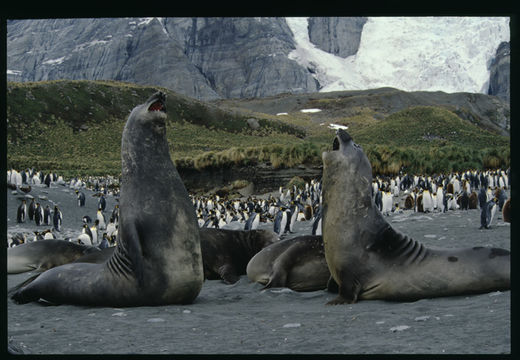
top-left (19, 228), bottom-right (278, 285)
top-left (321, 129), bottom-right (510, 304)
top-left (200, 228), bottom-right (279, 284)
top-left (8, 240), bottom-right (101, 274)
top-left (246, 235), bottom-right (330, 292)
top-left (10, 92), bottom-right (204, 306)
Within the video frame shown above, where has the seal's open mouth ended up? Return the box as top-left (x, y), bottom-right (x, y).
top-left (147, 92), bottom-right (167, 113)
top-left (148, 100), bottom-right (166, 112)
top-left (332, 137), bottom-right (340, 151)
top-left (332, 129), bottom-right (353, 151)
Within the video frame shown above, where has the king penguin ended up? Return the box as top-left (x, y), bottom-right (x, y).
top-left (480, 198), bottom-right (498, 229)
top-left (16, 199), bottom-right (27, 223)
top-left (244, 212), bottom-right (260, 230)
top-left (34, 203), bottom-right (44, 226)
top-left (43, 205), bottom-right (52, 225)
top-left (53, 205), bottom-right (63, 232)
top-left (28, 198), bottom-right (36, 221)
top-left (273, 207), bottom-right (288, 236)
top-left (76, 190), bottom-right (86, 207)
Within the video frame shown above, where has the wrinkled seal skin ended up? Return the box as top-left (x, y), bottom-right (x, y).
top-left (322, 129), bottom-right (510, 305)
top-left (200, 228), bottom-right (279, 284)
top-left (11, 92), bottom-right (204, 306)
top-left (8, 240), bottom-right (101, 274)
top-left (246, 235), bottom-right (330, 292)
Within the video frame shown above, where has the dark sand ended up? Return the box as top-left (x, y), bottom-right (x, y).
top-left (6, 185), bottom-right (510, 354)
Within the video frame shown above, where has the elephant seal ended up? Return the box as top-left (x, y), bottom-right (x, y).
top-left (199, 228), bottom-right (279, 284)
top-left (321, 129), bottom-right (510, 304)
top-left (246, 235), bottom-right (331, 292)
top-left (11, 92), bottom-right (204, 306)
top-left (8, 240), bottom-right (101, 274)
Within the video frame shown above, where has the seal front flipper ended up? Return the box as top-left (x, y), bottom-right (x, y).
top-left (326, 275), bottom-right (338, 293)
top-left (326, 270), bottom-right (362, 305)
top-left (9, 273), bottom-right (42, 303)
top-left (262, 239), bottom-right (309, 289)
top-left (218, 264), bottom-right (240, 284)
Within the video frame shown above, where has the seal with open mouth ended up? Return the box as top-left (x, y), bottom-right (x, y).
top-left (11, 92), bottom-right (204, 306)
top-left (321, 129), bottom-right (510, 304)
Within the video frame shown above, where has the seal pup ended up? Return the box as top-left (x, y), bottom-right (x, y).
top-left (200, 228), bottom-right (279, 284)
top-left (321, 129), bottom-right (510, 304)
top-left (246, 235), bottom-right (330, 292)
top-left (11, 92), bottom-right (204, 306)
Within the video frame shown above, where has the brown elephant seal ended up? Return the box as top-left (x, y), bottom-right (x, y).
top-left (8, 240), bottom-right (101, 274)
top-left (10, 92), bottom-right (204, 306)
top-left (199, 228), bottom-right (279, 284)
top-left (246, 235), bottom-right (331, 292)
top-left (321, 129), bottom-right (510, 304)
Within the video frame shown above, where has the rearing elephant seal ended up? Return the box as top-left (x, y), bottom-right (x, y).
top-left (11, 92), bottom-right (204, 306)
top-left (321, 129), bottom-right (510, 305)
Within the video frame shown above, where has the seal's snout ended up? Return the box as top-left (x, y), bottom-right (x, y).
top-left (148, 92), bottom-right (167, 113)
top-left (332, 129), bottom-right (353, 150)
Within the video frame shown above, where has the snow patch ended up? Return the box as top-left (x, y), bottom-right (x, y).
top-left (43, 57), bottom-right (66, 65)
top-left (300, 108), bottom-right (322, 113)
top-left (390, 325), bottom-right (410, 332)
top-left (283, 323), bottom-right (301, 328)
top-left (328, 123), bottom-right (348, 130)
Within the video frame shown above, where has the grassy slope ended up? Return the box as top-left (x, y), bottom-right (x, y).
top-left (6, 80), bottom-right (510, 177)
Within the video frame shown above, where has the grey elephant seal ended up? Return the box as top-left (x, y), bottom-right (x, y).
top-left (11, 92), bottom-right (204, 306)
top-left (321, 129), bottom-right (510, 304)
top-left (199, 228), bottom-right (279, 284)
top-left (246, 235), bottom-right (331, 292)
top-left (8, 240), bottom-right (101, 274)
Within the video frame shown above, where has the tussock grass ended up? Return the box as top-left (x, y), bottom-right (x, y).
top-left (7, 81), bottom-right (509, 178)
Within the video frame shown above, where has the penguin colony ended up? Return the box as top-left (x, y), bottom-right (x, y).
top-left (8, 168), bottom-right (120, 248)
top-left (7, 167), bottom-right (510, 248)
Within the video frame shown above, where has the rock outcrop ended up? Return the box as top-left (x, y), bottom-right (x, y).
top-left (307, 17), bottom-right (367, 58)
top-left (488, 41), bottom-right (510, 103)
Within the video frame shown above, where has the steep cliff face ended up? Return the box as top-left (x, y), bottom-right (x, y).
top-left (307, 17), bottom-right (367, 58)
top-left (488, 41), bottom-right (510, 102)
top-left (7, 17), bottom-right (317, 100)
top-left (183, 18), bottom-right (318, 98)
top-left (7, 17), bottom-right (510, 102)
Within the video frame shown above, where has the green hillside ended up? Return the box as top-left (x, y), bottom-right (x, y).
top-left (6, 80), bottom-right (510, 177)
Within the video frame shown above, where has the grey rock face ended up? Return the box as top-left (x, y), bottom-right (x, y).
top-left (7, 18), bottom-right (318, 100)
top-left (184, 17), bottom-right (318, 98)
top-left (488, 41), bottom-right (510, 103)
top-left (307, 17), bottom-right (367, 58)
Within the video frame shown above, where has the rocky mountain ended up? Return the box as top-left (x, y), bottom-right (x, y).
top-left (7, 17), bottom-right (510, 102)
top-left (488, 41), bottom-right (510, 102)
top-left (7, 18), bottom-right (318, 100)
top-left (307, 17), bottom-right (367, 58)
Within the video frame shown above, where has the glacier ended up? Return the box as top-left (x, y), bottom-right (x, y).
top-left (286, 17), bottom-right (510, 95)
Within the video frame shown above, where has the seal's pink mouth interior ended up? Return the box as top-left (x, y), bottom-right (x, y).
top-left (148, 101), bottom-right (164, 112)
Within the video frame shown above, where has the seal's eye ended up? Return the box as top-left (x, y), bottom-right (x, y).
top-left (148, 101), bottom-right (164, 112)
top-left (332, 137), bottom-right (340, 151)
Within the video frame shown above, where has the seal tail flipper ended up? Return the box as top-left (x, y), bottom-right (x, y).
top-left (9, 273), bottom-right (42, 304)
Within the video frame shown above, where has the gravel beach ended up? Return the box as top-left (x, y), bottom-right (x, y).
top-left (6, 184), bottom-right (511, 354)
